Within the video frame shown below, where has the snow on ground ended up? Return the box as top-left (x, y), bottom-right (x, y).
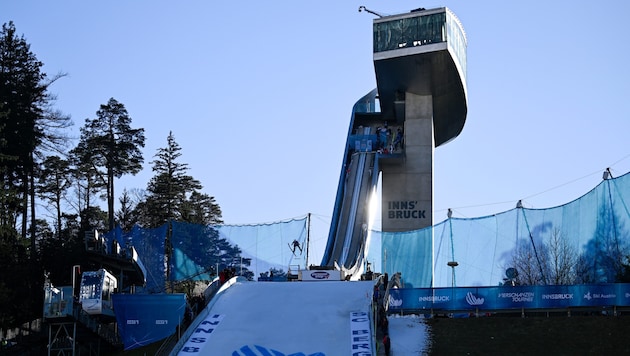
top-left (174, 278), bottom-right (433, 355)
top-left (176, 279), bottom-right (376, 355)
top-left (388, 314), bottom-right (431, 355)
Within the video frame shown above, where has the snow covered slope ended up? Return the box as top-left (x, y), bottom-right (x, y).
top-left (173, 279), bottom-right (375, 355)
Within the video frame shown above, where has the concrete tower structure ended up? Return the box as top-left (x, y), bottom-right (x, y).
top-left (374, 7), bottom-right (468, 232)
top-left (321, 7), bottom-right (467, 277)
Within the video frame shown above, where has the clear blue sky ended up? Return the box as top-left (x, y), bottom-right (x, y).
top-left (3, 1), bottom-right (630, 239)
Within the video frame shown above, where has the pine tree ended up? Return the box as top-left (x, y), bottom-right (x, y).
top-left (0, 22), bottom-right (71, 247)
top-left (135, 131), bottom-right (231, 285)
top-left (38, 155), bottom-right (73, 237)
top-left (75, 98), bottom-right (145, 232)
top-left (0, 21), bottom-right (45, 243)
top-left (0, 21), bottom-right (70, 329)
top-left (116, 188), bottom-right (139, 232)
top-left (141, 131), bottom-right (203, 227)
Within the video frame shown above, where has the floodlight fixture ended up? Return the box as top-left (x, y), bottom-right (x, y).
top-left (358, 6), bottom-right (384, 18)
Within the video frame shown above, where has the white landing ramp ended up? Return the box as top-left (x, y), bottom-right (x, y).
top-left (174, 280), bottom-right (375, 355)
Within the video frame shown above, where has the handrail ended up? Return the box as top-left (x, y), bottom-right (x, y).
top-left (71, 303), bottom-right (121, 346)
top-left (321, 89), bottom-right (378, 266)
top-left (156, 278), bottom-right (223, 355)
top-left (383, 272), bottom-right (402, 312)
top-left (340, 152), bottom-right (367, 266)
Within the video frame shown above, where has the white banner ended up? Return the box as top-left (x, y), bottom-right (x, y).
top-left (349, 311), bottom-right (372, 356)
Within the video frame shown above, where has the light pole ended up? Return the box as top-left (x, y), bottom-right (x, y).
top-left (447, 261), bottom-right (458, 310)
top-left (447, 261), bottom-right (458, 288)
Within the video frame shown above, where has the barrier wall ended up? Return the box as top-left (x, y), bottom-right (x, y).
top-left (112, 293), bottom-right (186, 350)
top-left (388, 284), bottom-right (630, 312)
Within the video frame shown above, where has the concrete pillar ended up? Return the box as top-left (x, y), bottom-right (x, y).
top-left (381, 93), bottom-right (434, 232)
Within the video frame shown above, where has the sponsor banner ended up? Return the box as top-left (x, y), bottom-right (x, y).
top-left (460, 288), bottom-right (487, 309)
top-left (418, 288), bottom-right (456, 309)
top-left (387, 288), bottom-right (454, 311)
top-left (617, 284), bottom-right (630, 305)
top-left (539, 285), bottom-right (577, 308)
top-left (387, 289), bottom-right (404, 311)
top-left (112, 293), bottom-right (187, 351)
top-left (575, 285), bottom-right (617, 307)
top-left (387, 284), bottom-right (630, 312)
top-left (349, 311), bottom-right (373, 356)
top-left (300, 270), bottom-right (341, 281)
top-left (494, 285), bottom-right (538, 309)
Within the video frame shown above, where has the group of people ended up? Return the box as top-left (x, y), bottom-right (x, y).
top-left (180, 293), bottom-right (208, 335)
top-left (218, 267), bottom-right (236, 284)
top-left (383, 333), bottom-right (391, 355)
top-left (189, 294), bottom-right (206, 314)
top-left (378, 306), bottom-right (391, 355)
top-left (375, 122), bottom-right (404, 154)
top-left (373, 273), bottom-right (391, 355)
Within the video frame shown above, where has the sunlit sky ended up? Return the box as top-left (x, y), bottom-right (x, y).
top-left (3, 1), bottom-right (630, 247)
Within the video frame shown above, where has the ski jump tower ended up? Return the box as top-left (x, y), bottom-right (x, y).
top-left (321, 7), bottom-right (467, 279)
top-left (374, 7), bottom-right (467, 232)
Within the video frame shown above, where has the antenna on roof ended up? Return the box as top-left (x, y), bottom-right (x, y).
top-left (358, 6), bottom-right (384, 18)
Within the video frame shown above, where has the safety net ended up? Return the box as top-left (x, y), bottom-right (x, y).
top-left (104, 216), bottom-right (307, 292)
top-left (368, 171), bottom-right (630, 288)
top-left (105, 172), bottom-right (630, 291)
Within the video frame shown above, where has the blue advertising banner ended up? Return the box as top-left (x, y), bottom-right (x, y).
top-left (113, 293), bottom-right (187, 350)
top-left (388, 284), bottom-right (630, 312)
top-left (616, 284), bottom-right (630, 305)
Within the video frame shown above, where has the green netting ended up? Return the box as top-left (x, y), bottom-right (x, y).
top-left (370, 171), bottom-right (630, 288)
top-left (105, 216), bottom-right (307, 292)
top-left (105, 172), bottom-right (630, 290)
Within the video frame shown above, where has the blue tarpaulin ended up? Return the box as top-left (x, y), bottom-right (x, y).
top-left (112, 293), bottom-right (187, 350)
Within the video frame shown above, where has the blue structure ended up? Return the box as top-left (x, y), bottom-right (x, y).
top-left (388, 284), bottom-right (630, 313)
top-left (112, 293), bottom-right (187, 350)
top-left (79, 268), bottom-right (117, 316)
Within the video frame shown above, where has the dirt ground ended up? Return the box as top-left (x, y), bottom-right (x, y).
top-left (427, 313), bottom-right (630, 355)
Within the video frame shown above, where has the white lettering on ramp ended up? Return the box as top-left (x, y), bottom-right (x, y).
top-left (350, 311), bottom-right (372, 355)
top-left (178, 314), bottom-right (224, 354)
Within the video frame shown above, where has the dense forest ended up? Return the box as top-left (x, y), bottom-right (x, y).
top-left (0, 21), bottom-right (248, 332)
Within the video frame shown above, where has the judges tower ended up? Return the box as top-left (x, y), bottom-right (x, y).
top-left (374, 7), bottom-right (467, 232)
top-left (321, 7), bottom-right (467, 281)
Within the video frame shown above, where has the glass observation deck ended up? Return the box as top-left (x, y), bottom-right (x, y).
top-left (372, 7), bottom-right (468, 146)
top-left (373, 8), bottom-right (467, 84)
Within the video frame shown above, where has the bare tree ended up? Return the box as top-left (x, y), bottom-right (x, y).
top-left (510, 227), bottom-right (577, 285)
top-left (510, 237), bottom-right (543, 285)
top-left (545, 228), bottom-right (576, 285)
